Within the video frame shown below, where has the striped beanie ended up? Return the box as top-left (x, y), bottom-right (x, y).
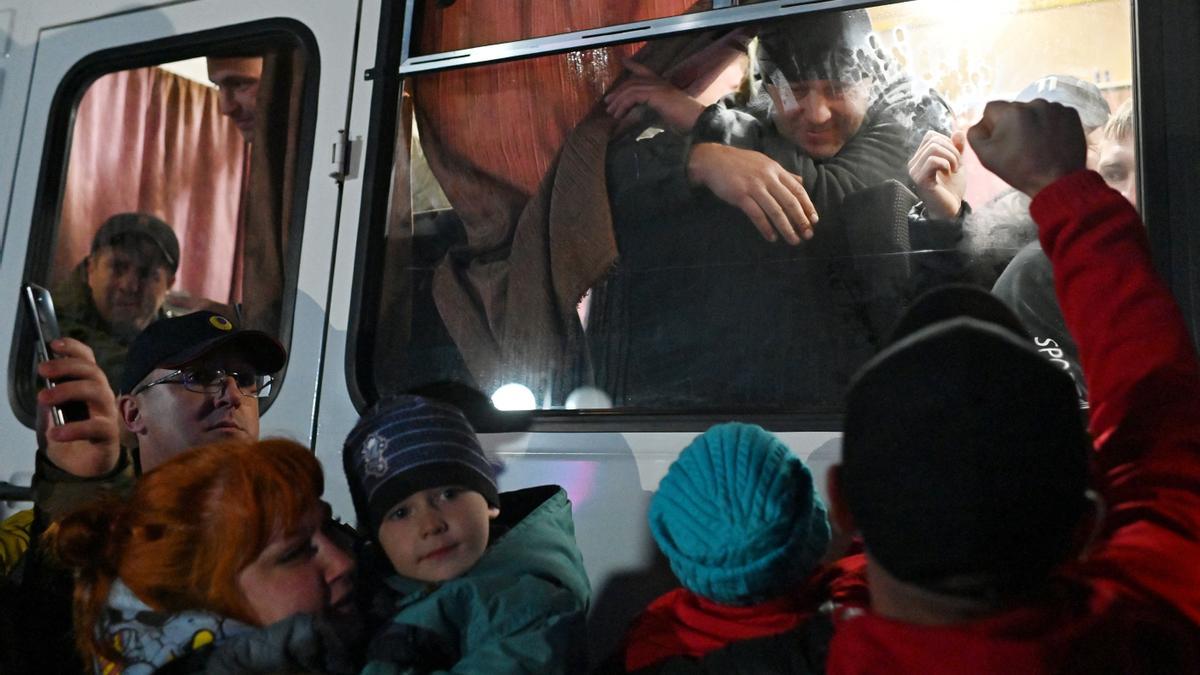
top-left (343, 395), bottom-right (499, 535)
top-left (649, 423), bottom-right (831, 605)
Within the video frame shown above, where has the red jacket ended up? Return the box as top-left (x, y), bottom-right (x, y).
top-left (624, 553), bottom-right (869, 671)
top-left (827, 171), bottom-right (1200, 674)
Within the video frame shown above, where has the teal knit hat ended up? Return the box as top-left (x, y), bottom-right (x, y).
top-left (649, 423), bottom-right (831, 605)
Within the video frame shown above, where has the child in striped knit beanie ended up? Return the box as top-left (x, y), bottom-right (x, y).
top-left (344, 395), bottom-right (590, 675)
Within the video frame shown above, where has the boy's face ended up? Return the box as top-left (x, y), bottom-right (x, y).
top-left (1098, 133), bottom-right (1137, 210)
top-left (378, 486), bottom-right (500, 583)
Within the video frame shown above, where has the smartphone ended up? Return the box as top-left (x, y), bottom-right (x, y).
top-left (23, 283), bottom-right (88, 426)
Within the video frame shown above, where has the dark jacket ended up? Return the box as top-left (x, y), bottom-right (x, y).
top-left (622, 589), bottom-right (812, 671)
top-left (0, 448), bottom-right (135, 675)
top-left (597, 81), bottom-right (947, 408)
top-left (598, 553), bottom-right (868, 675)
top-left (992, 240), bottom-right (1088, 404)
top-left (628, 614), bottom-right (834, 675)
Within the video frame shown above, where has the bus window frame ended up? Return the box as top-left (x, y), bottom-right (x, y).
top-left (349, 0), bottom-right (1199, 432)
top-left (8, 18), bottom-right (320, 429)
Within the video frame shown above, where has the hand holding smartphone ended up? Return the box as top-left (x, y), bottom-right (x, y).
top-left (23, 283), bottom-right (90, 426)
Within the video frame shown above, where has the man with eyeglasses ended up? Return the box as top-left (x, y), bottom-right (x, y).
top-left (13, 311), bottom-right (281, 538)
top-left (116, 310), bottom-right (283, 472)
top-left (4, 310), bottom-right (294, 673)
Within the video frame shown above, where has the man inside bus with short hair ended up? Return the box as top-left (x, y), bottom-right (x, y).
top-left (608, 9), bottom-right (945, 243)
top-left (207, 54), bottom-right (263, 143)
top-left (822, 100), bottom-right (1200, 672)
top-left (55, 211), bottom-right (181, 389)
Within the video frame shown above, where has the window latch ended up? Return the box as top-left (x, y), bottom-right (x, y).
top-left (330, 129), bottom-right (361, 183)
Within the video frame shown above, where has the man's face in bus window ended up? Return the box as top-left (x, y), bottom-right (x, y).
top-left (768, 78), bottom-right (872, 159)
top-left (86, 241), bottom-right (174, 338)
top-left (206, 56), bottom-right (263, 142)
top-left (1098, 133), bottom-right (1137, 210)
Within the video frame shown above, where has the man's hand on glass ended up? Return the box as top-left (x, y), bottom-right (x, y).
top-left (908, 130), bottom-right (968, 220)
top-left (605, 59), bottom-right (707, 134)
top-left (687, 142), bottom-right (818, 245)
top-left (969, 100), bottom-right (1087, 199)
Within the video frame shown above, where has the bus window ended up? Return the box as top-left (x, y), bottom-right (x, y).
top-left (10, 35), bottom-right (312, 425)
top-left (358, 0), bottom-right (1135, 418)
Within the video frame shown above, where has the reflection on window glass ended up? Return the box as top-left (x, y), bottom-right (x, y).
top-left (410, 0), bottom-right (715, 56)
top-left (41, 44), bottom-right (307, 394)
top-left (367, 0), bottom-right (1135, 414)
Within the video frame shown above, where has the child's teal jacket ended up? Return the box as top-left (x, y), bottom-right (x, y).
top-left (362, 485), bottom-right (590, 675)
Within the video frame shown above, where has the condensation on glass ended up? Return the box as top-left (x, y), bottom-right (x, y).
top-left (366, 0), bottom-right (1137, 414)
top-left (406, 0), bottom-right (719, 57)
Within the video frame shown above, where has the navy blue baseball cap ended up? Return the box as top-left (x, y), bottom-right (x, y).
top-left (118, 311), bottom-right (286, 394)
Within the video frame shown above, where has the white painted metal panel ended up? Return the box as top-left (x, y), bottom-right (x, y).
top-left (0, 0), bottom-right (366, 497)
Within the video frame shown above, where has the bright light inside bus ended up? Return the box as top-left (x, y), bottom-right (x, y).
top-left (492, 383), bottom-right (537, 411)
top-left (565, 386), bottom-right (614, 410)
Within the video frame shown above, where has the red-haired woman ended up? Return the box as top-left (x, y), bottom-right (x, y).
top-left (44, 439), bottom-right (357, 673)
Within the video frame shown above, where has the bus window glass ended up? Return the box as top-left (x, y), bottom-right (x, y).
top-left (362, 0), bottom-right (1135, 415)
top-left (409, 0), bottom-right (720, 56)
top-left (13, 41), bottom-right (310, 422)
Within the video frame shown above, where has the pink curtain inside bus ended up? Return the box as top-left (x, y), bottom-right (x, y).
top-left (57, 66), bottom-right (247, 305)
top-left (408, 0), bottom-right (745, 396)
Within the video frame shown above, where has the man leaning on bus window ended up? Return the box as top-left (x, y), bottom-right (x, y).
top-left (598, 9), bottom-right (951, 407)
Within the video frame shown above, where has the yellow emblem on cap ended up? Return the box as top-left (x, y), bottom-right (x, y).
top-left (191, 629), bottom-right (215, 650)
top-left (209, 316), bottom-right (233, 331)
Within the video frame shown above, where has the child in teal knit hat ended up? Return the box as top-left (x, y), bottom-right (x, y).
top-left (618, 422), bottom-right (834, 672)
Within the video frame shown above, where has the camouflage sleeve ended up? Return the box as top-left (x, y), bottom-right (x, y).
top-left (58, 315), bottom-right (128, 395)
top-left (607, 124), bottom-right (701, 221)
top-left (32, 446), bottom-right (135, 533)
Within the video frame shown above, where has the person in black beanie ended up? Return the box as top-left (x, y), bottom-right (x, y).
top-left (344, 395), bottom-right (591, 674)
top-left (819, 100), bottom-right (1200, 672)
